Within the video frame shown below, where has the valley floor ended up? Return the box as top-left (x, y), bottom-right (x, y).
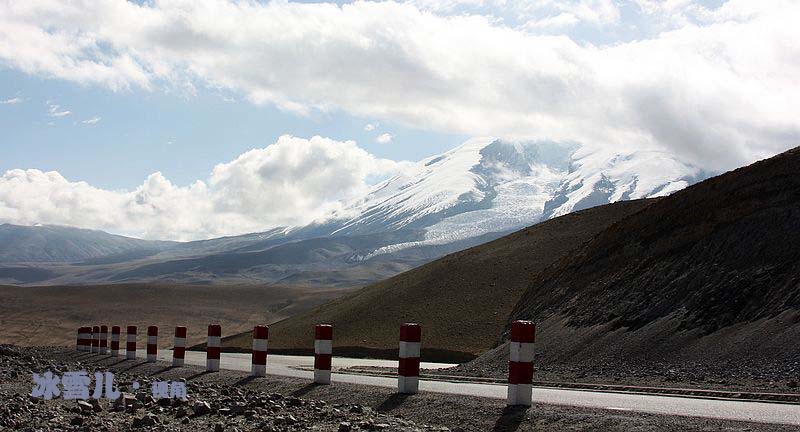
top-left (1, 345), bottom-right (796, 431)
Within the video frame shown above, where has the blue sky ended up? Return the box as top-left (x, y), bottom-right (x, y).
top-left (0, 0), bottom-right (798, 240)
top-left (1, 68), bottom-right (465, 190)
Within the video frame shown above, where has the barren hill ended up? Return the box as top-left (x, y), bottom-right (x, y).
top-left (460, 146), bottom-right (800, 387)
top-left (222, 199), bottom-right (654, 361)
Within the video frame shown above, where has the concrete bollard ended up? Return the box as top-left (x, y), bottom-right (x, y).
top-left (91, 325), bottom-right (100, 353)
top-left (110, 326), bottom-right (120, 356)
top-left (82, 326), bottom-right (92, 352)
top-left (147, 326), bottom-right (158, 362)
top-left (314, 324), bottom-right (333, 384)
top-left (126, 326), bottom-right (137, 360)
top-left (76, 327), bottom-right (85, 351)
top-left (99, 325), bottom-right (108, 354)
top-left (251, 325), bottom-right (268, 377)
top-left (173, 326), bottom-right (187, 367)
top-left (507, 320), bottom-right (536, 406)
top-left (207, 324), bottom-right (221, 372)
top-left (398, 323), bottom-right (421, 394)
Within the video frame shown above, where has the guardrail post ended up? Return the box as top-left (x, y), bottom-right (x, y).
top-left (173, 326), bottom-right (187, 367)
top-left (251, 325), bottom-right (268, 376)
top-left (99, 325), bottom-right (108, 354)
top-left (507, 320), bottom-right (535, 406)
top-left (147, 326), bottom-right (158, 362)
top-left (126, 326), bottom-right (137, 360)
top-left (314, 324), bottom-right (333, 384)
top-left (398, 323), bottom-right (421, 394)
top-left (110, 326), bottom-right (120, 356)
top-left (91, 325), bottom-right (100, 353)
top-left (207, 324), bottom-right (221, 371)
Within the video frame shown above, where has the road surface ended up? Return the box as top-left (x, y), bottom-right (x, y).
top-left (135, 350), bottom-right (800, 426)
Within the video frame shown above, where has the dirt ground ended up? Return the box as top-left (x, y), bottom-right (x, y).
top-left (0, 283), bottom-right (352, 347)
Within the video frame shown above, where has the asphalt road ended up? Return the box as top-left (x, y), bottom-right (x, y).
top-left (136, 350), bottom-right (800, 426)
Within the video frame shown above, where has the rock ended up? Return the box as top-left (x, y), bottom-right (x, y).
top-left (214, 422), bottom-right (225, 432)
top-left (339, 422), bottom-right (352, 432)
top-left (132, 413), bottom-right (159, 428)
top-left (349, 405), bottom-right (364, 414)
top-left (76, 400), bottom-right (93, 413)
top-left (788, 380), bottom-right (798, 388)
top-left (157, 398), bottom-right (172, 407)
top-left (193, 400), bottom-right (211, 416)
top-left (90, 398), bottom-right (102, 412)
top-left (70, 416), bottom-right (83, 426)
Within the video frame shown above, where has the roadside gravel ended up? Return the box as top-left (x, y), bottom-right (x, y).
top-left (1, 345), bottom-right (795, 432)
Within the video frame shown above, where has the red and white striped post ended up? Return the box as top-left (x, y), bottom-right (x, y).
top-left (81, 326), bottom-right (91, 351)
top-left (91, 325), bottom-right (100, 353)
top-left (76, 327), bottom-right (86, 351)
top-left (173, 326), bottom-right (187, 367)
top-left (99, 325), bottom-right (108, 354)
top-left (126, 326), bottom-right (137, 360)
top-left (314, 324), bottom-right (333, 384)
top-left (147, 326), bottom-right (158, 362)
top-left (398, 323), bottom-right (421, 394)
top-left (207, 324), bottom-right (221, 372)
top-left (251, 325), bottom-right (268, 377)
top-left (507, 320), bottom-right (536, 406)
top-left (110, 326), bottom-right (121, 356)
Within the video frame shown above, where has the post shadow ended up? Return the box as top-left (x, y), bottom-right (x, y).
top-left (234, 376), bottom-right (259, 387)
top-left (375, 393), bottom-right (411, 412)
top-left (492, 406), bottom-right (529, 432)
top-left (186, 370), bottom-right (214, 381)
top-left (290, 383), bottom-right (319, 398)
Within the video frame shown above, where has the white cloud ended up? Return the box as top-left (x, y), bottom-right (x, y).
top-left (0, 135), bottom-right (408, 241)
top-left (81, 116), bottom-right (101, 125)
top-left (46, 101), bottom-right (70, 118)
top-left (376, 133), bottom-right (394, 144)
top-left (364, 123), bottom-right (379, 132)
top-left (0, 97), bottom-right (22, 105)
top-left (0, 1), bottom-right (797, 171)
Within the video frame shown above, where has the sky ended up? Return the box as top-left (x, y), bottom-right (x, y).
top-left (1, 0), bottom-right (798, 240)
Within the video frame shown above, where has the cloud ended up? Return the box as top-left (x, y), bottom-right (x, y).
top-left (376, 133), bottom-right (394, 144)
top-left (47, 102), bottom-right (70, 118)
top-left (0, 97), bottom-right (22, 105)
top-left (364, 123), bottom-right (378, 132)
top-left (81, 116), bottom-right (101, 125)
top-left (0, 136), bottom-right (408, 241)
top-left (0, 1), bottom-right (798, 170)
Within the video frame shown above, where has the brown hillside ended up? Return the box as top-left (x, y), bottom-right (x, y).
top-left (456, 146), bottom-right (800, 388)
top-left (223, 199), bottom-right (655, 361)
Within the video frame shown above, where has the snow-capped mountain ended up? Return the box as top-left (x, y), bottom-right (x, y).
top-left (318, 137), bottom-right (705, 258)
top-left (0, 138), bottom-right (707, 287)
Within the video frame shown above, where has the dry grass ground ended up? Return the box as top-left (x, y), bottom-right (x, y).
top-left (0, 283), bottom-right (353, 347)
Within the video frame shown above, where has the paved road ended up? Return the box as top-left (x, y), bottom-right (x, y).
top-left (136, 350), bottom-right (800, 426)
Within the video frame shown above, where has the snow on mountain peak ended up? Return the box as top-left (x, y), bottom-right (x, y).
top-left (332, 138), bottom-right (707, 259)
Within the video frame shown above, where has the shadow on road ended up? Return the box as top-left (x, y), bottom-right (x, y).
top-left (376, 393), bottom-right (411, 412)
top-left (492, 406), bottom-right (529, 432)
